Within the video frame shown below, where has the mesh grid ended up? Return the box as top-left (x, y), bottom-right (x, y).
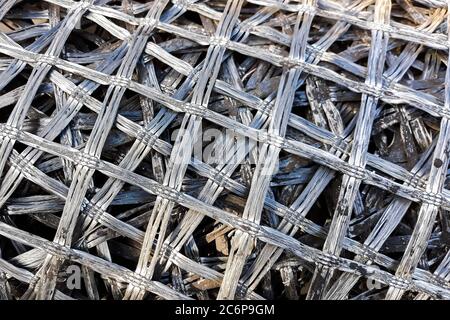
top-left (0, 0), bottom-right (449, 300)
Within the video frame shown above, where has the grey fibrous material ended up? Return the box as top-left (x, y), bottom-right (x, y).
top-left (0, 0), bottom-right (449, 300)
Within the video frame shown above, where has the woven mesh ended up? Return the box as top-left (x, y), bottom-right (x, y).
top-left (0, 0), bottom-right (450, 300)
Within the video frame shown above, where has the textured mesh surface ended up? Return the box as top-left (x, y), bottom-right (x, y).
top-left (0, 0), bottom-right (450, 300)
